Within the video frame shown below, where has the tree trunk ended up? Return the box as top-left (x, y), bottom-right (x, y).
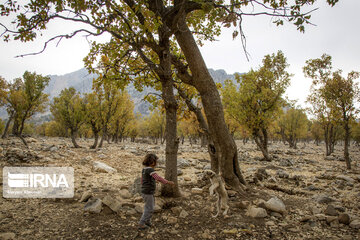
top-left (70, 129), bottom-right (81, 148)
top-left (158, 28), bottom-right (180, 197)
top-left (12, 115), bottom-right (19, 136)
top-left (2, 112), bottom-right (14, 139)
top-left (344, 121), bottom-right (351, 170)
top-left (91, 132), bottom-right (99, 149)
top-left (173, 17), bottom-right (246, 190)
top-left (160, 78), bottom-right (180, 197)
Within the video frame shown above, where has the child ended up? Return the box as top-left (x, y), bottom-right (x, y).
top-left (138, 153), bottom-right (174, 230)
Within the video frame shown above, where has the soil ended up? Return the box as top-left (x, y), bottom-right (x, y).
top-left (0, 137), bottom-right (359, 240)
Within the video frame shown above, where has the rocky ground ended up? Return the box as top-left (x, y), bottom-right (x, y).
top-left (0, 137), bottom-right (359, 240)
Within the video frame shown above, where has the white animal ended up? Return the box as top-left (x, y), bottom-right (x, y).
top-left (204, 170), bottom-right (229, 217)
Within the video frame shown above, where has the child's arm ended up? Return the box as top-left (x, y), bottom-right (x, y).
top-left (150, 172), bottom-right (174, 185)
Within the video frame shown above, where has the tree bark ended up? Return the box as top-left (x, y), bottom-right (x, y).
top-left (158, 26), bottom-right (180, 197)
top-left (2, 112), bottom-right (14, 139)
top-left (70, 129), bottom-right (81, 148)
top-left (344, 121), bottom-right (351, 170)
top-left (172, 17), bottom-right (246, 190)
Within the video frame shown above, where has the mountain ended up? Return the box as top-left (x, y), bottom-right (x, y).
top-left (1, 68), bottom-right (241, 120)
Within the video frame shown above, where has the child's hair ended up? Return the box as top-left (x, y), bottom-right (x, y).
top-left (143, 153), bottom-right (158, 166)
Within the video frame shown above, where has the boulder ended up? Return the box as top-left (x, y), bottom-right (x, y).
top-left (324, 205), bottom-right (338, 216)
top-left (177, 159), bottom-right (190, 168)
top-left (349, 219), bottom-right (360, 229)
top-left (79, 191), bottom-right (92, 202)
top-left (336, 175), bottom-right (355, 183)
top-left (245, 206), bottom-right (268, 218)
top-left (92, 161), bottom-right (117, 173)
top-left (84, 198), bottom-right (102, 213)
top-left (167, 216), bottom-right (178, 224)
top-left (312, 194), bottom-right (335, 204)
top-left (179, 210), bottom-right (189, 218)
top-left (0, 232), bottom-right (16, 240)
top-left (191, 188), bottom-right (203, 194)
top-left (130, 177), bottom-right (142, 195)
top-left (119, 189), bottom-right (132, 199)
top-left (102, 195), bottom-right (122, 212)
top-left (264, 197), bottom-right (286, 214)
top-left (338, 213), bottom-right (350, 225)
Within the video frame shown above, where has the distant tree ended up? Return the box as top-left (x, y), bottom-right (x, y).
top-left (45, 121), bottom-right (68, 137)
top-left (83, 92), bottom-right (102, 149)
top-left (304, 54), bottom-right (360, 169)
top-left (0, 76), bottom-right (7, 106)
top-left (0, 118), bottom-right (4, 135)
top-left (305, 54), bottom-right (338, 156)
top-left (50, 87), bottom-right (85, 148)
top-left (322, 71), bottom-right (360, 169)
top-left (278, 106), bottom-right (309, 149)
top-left (146, 108), bottom-right (166, 144)
top-left (352, 121), bottom-right (360, 146)
top-left (310, 120), bottom-right (324, 146)
top-left (94, 80), bottom-right (123, 148)
top-left (222, 51), bottom-right (291, 161)
top-left (109, 91), bottom-right (135, 143)
top-left (2, 72), bottom-right (49, 145)
top-left (127, 113), bottom-right (142, 142)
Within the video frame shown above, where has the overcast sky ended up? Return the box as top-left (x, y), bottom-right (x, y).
top-left (0, 1), bottom-right (359, 106)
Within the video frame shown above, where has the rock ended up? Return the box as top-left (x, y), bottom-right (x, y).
top-left (349, 219), bottom-right (360, 229)
top-left (98, 154), bottom-right (107, 159)
top-left (92, 161), bottom-right (117, 173)
top-left (326, 216), bottom-right (338, 224)
top-left (171, 206), bottom-right (182, 215)
top-left (264, 197), bottom-right (286, 214)
top-left (119, 189), bottom-right (132, 199)
top-left (255, 168), bottom-right (268, 181)
top-left (338, 213), bottom-right (350, 225)
top-left (191, 188), bottom-right (203, 194)
top-left (336, 175), bottom-right (355, 183)
top-left (84, 198), bottom-right (102, 213)
top-left (177, 159), bottom-right (190, 168)
top-left (223, 228), bottom-right (237, 234)
top-left (102, 195), bottom-right (122, 212)
top-left (245, 206), bottom-right (268, 218)
top-left (203, 165), bottom-right (211, 170)
top-left (126, 208), bottom-right (137, 215)
top-left (0, 232), bottom-right (16, 240)
top-left (309, 206), bottom-right (322, 215)
top-left (312, 194), bottom-right (335, 204)
top-left (266, 221), bottom-right (276, 226)
top-left (324, 205), bottom-right (338, 216)
top-left (279, 159), bottom-right (293, 167)
top-left (135, 204), bottom-right (143, 213)
top-left (130, 177), bottom-right (142, 195)
top-left (167, 216), bottom-right (178, 224)
top-left (184, 176), bottom-right (191, 181)
top-left (254, 199), bottom-right (266, 209)
top-left (79, 191), bottom-right (92, 202)
top-left (276, 169), bottom-right (289, 178)
top-left (300, 216), bottom-right (313, 222)
top-left (49, 145), bottom-right (58, 152)
top-left (201, 229), bottom-right (211, 239)
top-left (324, 155), bottom-right (336, 161)
top-left (179, 210), bottom-right (189, 218)
top-left (177, 169), bottom-right (183, 176)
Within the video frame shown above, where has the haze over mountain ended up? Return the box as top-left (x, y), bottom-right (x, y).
top-left (1, 68), bottom-right (240, 120)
